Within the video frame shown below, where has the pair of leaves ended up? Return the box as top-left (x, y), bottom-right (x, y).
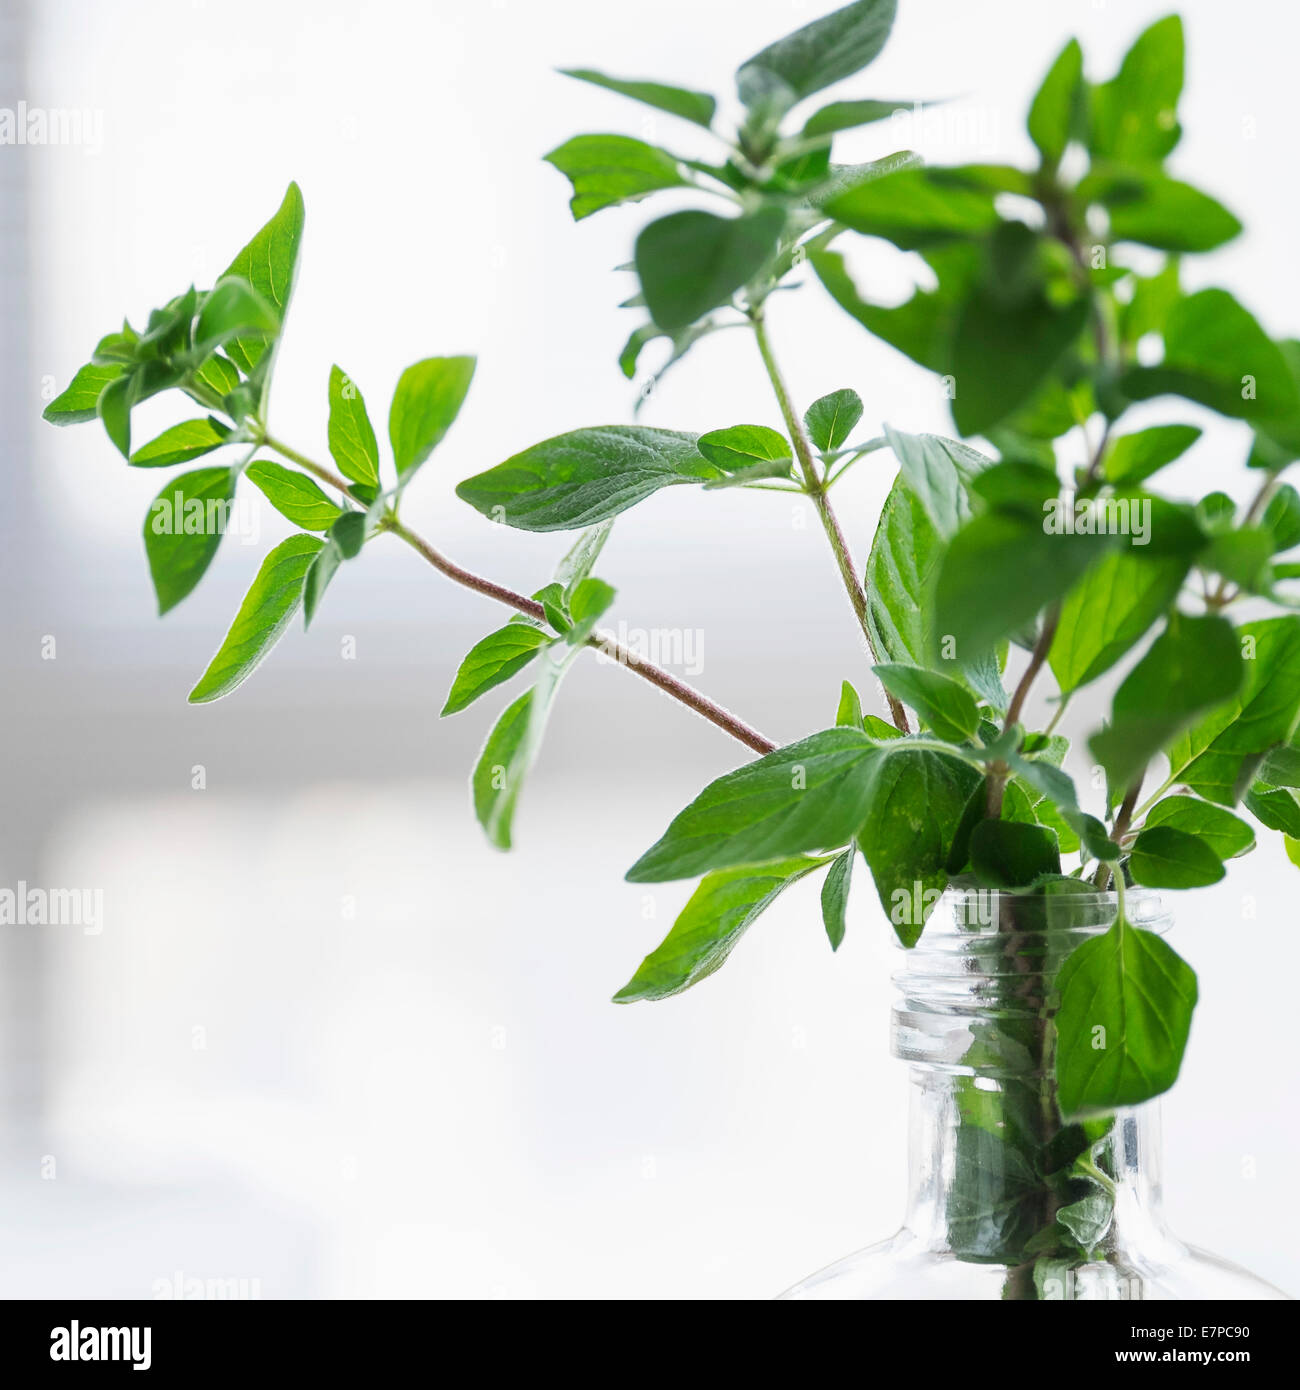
top-left (624, 727), bottom-right (978, 949)
top-left (462, 525), bottom-right (615, 849)
top-left (470, 575), bottom-right (616, 849)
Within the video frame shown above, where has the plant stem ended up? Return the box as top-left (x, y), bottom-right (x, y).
top-left (748, 307), bottom-right (910, 734)
top-left (262, 438), bottom-right (777, 757)
top-left (1094, 776), bottom-right (1143, 891)
top-left (263, 434), bottom-right (353, 496)
top-left (986, 605), bottom-right (1062, 817)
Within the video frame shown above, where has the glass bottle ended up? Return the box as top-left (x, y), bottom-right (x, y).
top-left (783, 888), bottom-right (1289, 1300)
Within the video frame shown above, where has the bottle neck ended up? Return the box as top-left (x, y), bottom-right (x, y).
top-left (900, 1068), bottom-right (1167, 1253)
top-left (891, 888), bottom-right (1173, 1291)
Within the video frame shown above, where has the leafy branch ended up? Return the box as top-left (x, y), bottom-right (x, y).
top-left (42, 0), bottom-right (1300, 1290)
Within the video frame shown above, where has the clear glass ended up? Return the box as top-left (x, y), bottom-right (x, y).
top-left (783, 888), bottom-right (1290, 1301)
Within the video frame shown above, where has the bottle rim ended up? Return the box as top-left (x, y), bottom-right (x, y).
top-left (892, 884), bottom-right (1171, 948)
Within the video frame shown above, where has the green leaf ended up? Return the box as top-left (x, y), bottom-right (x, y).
top-left (1119, 290), bottom-right (1300, 426)
top-left (1049, 550), bottom-right (1189, 693)
top-left (471, 644), bottom-right (581, 850)
top-left (442, 624), bottom-right (552, 717)
top-left (946, 777), bottom-right (1035, 872)
top-left (1244, 784), bottom-right (1300, 839)
top-left (614, 858), bottom-right (824, 1003)
top-left (129, 417), bottom-right (231, 468)
top-left (534, 582), bottom-right (571, 635)
top-left (1259, 742), bottom-right (1300, 788)
top-left (618, 323), bottom-right (659, 380)
top-left (389, 356), bottom-right (476, 481)
top-left (456, 426), bottom-right (718, 531)
top-left (302, 541), bottom-right (341, 630)
top-left (97, 372), bottom-right (136, 457)
top-left (736, 0), bottom-right (897, 116)
top-left (1121, 260), bottom-right (1181, 345)
top-left (804, 389), bottom-right (864, 453)
top-left (1164, 617), bottom-right (1300, 805)
top-left (951, 288), bottom-right (1089, 437)
top-left (188, 534), bottom-right (323, 702)
top-left (821, 848), bottom-right (854, 951)
top-left (811, 243), bottom-right (967, 371)
top-left (823, 166), bottom-right (999, 251)
top-left (1083, 172), bottom-right (1241, 254)
top-left (244, 460), bottom-right (344, 531)
top-left (884, 426), bottom-right (989, 537)
top-left (330, 510), bottom-right (365, 560)
top-left (565, 575), bottom-right (616, 642)
top-left (935, 512), bottom-right (1105, 661)
top-left (143, 466), bottom-right (237, 615)
top-left (1055, 913), bottom-right (1198, 1116)
top-left (1264, 485), bottom-right (1300, 553)
top-left (802, 97), bottom-right (919, 138)
top-left (1091, 613), bottom-right (1243, 793)
top-left (327, 365), bottom-right (380, 487)
top-left (1202, 526), bottom-right (1274, 590)
top-left (1102, 424), bottom-right (1201, 486)
top-left (1089, 15), bottom-right (1184, 168)
top-left (1056, 1194), bottom-right (1113, 1256)
top-left (625, 728), bottom-right (885, 883)
top-left (1129, 826), bottom-right (1225, 888)
top-left (43, 362), bottom-right (124, 425)
top-left (1001, 752), bottom-right (1104, 861)
top-left (219, 182), bottom-right (304, 380)
top-left (836, 679), bottom-right (864, 729)
top-left (471, 689), bottom-right (534, 851)
top-left (866, 473), bottom-right (1005, 704)
top-left (859, 743), bottom-right (981, 945)
top-left (189, 352), bottom-right (241, 402)
top-left (1027, 38), bottom-right (1083, 165)
top-left (1142, 795), bottom-right (1255, 860)
top-left (874, 663), bottom-right (979, 742)
top-left (634, 207), bottom-right (785, 334)
top-left (193, 276), bottom-right (279, 355)
top-left (544, 134), bottom-right (689, 220)
top-left (969, 820), bottom-right (1061, 889)
top-left (700, 459), bottom-right (795, 489)
top-left (697, 423), bottom-right (790, 471)
top-left (559, 68), bottom-right (716, 130)
top-left (946, 1126), bottom-right (1041, 1263)
top-left (91, 324), bottom-right (139, 365)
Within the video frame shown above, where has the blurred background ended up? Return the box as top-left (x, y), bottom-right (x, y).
top-left (2, 0), bottom-right (1297, 1298)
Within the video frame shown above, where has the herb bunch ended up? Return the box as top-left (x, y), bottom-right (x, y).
top-left (45, 0), bottom-right (1300, 1163)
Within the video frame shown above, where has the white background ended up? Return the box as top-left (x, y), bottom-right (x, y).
top-left (2, 0), bottom-right (1297, 1297)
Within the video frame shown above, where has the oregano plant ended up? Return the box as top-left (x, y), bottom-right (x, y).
top-left (44, 0), bottom-right (1300, 1290)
